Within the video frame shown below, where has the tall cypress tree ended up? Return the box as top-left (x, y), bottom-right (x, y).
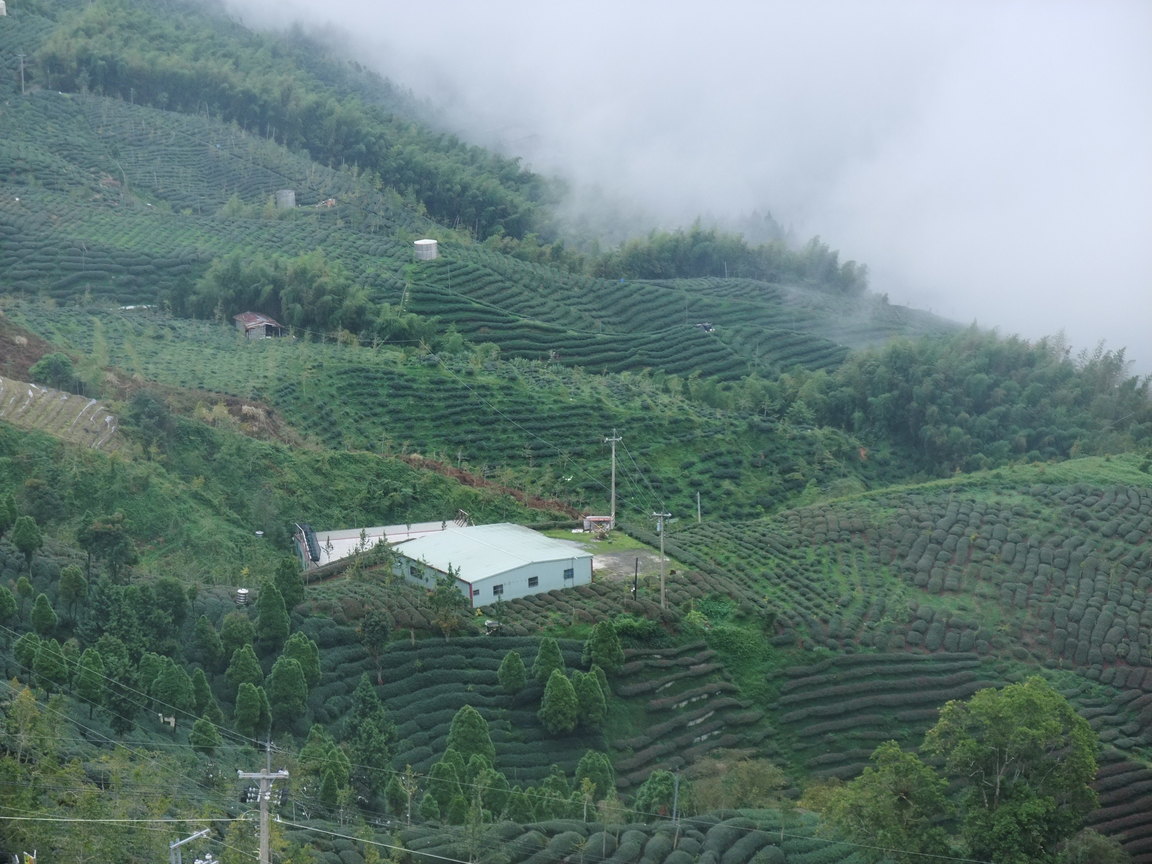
top-left (255, 580), bottom-right (290, 655)
top-left (265, 656), bottom-right (307, 732)
top-left (497, 650), bottom-right (527, 694)
top-left (12, 516), bottom-right (42, 575)
top-left (74, 647), bottom-right (106, 719)
top-left (538, 669), bottom-right (578, 734)
top-left (30, 594), bottom-right (57, 637)
top-left (532, 637), bottom-right (564, 684)
top-left (282, 631), bottom-right (321, 687)
top-left (226, 644), bottom-right (264, 696)
top-left (582, 621), bottom-right (625, 674)
top-left (445, 704), bottom-right (495, 765)
top-left (345, 674), bottom-right (396, 801)
top-left (190, 716), bottom-right (223, 755)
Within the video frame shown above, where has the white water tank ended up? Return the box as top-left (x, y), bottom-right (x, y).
top-left (414, 238), bottom-right (439, 260)
top-left (274, 189), bottom-right (296, 209)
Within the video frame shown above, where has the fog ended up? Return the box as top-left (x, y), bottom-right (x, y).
top-left (224, 0), bottom-right (1152, 374)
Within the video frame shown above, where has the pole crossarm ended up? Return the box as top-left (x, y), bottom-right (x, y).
top-left (237, 768), bottom-right (289, 864)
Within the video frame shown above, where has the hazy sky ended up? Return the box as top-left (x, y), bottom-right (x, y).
top-left (225, 0), bottom-right (1152, 374)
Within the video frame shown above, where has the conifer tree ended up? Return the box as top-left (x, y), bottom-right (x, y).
top-left (538, 669), bottom-right (578, 734)
top-left (265, 656), bottom-right (307, 732)
top-left (575, 750), bottom-right (616, 802)
top-left (58, 565), bottom-right (87, 620)
top-left (359, 607), bottom-right (391, 684)
top-left (12, 631), bottom-right (41, 673)
top-left (274, 556), bottom-right (305, 609)
top-left (14, 576), bottom-right (32, 616)
top-left (633, 769), bottom-right (689, 819)
top-left (345, 674), bottom-right (396, 800)
top-left (30, 593), bottom-right (57, 636)
top-left (572, 669), bottom-right (606, 728)
top-left (226, 644), bottom-right (264, 695)
top-left (582, 620), bottom-right (625, 674)
top-left (418, 791), bottom-right (441, 822)
top-left (255, 580), bottom-right (290, 654)
top-left (445, 704), bottom-right (495, 765)
top-left (219, 610), bottom-right (255, 658)
top-left (505, 786), bottom-right (535, 823)
top-left (74, 647), bottom-right (106, 719)
top-left (192, 615), bottom-right (225, 670)
top-left (96, 635), bottom-right (137, 735)
top-left (497, 649), bottom-right (527, 693)
top-left (151, 658), bottom-right (194, 721)
top-left (12, 516), bottom-right (42, 575)
top-left (190, 667), bottom-right (213, 715)
top-left (282, 631), bottom-right (321, 687)
top-left (532, 636), bottom-right (564, 684)
top-left (234, 682), bottom-right (267, 739)
top-left (426, 752), bottom-right (464, 812)
top-left (0, 585), bottom-right (16, 626)
top-left (0, 493), bottom-right (16, 540)
top-left (190, 715), bottom-right (223, 755)
top-left (33, 638), bottom-right (68, 693)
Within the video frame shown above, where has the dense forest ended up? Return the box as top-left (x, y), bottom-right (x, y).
top-left (0, 0), bottom-right (1150, 862)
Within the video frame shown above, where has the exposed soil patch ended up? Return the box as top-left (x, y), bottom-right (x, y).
top-left (592, 548), bottom-right (667, 581)
top-left (0, 315), bottom-right (57, 379)
top-left (400, 453), bottom-right (581, 519)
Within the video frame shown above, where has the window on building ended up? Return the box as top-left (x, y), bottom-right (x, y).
top-left (408, 563), bottom-right (420, 577)
top-left (493, 584), bottom-right (504, 596)
top-left (563, 568), bottom-right (575, 580)
top-left (528, 576), bottom-right (539, 588)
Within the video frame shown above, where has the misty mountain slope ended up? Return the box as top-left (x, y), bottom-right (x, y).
top-left (1, 2), bottom-right (1150, 861)
top-left (24, 0), bottom-right (557, 240)
top-left (0, 88), bottom-right (946, 385)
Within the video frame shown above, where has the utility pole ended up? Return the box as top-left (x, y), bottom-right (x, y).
top-left (653, 511), bottom-right (670, 609)
top-left (605, 429), bottom-right (621, 530)
top-left (169, 828), bottom-right (211, 864)
top-left (238, 748), bottom-right (288, 864)
top-left (17, 53), bottom-right (25, 95)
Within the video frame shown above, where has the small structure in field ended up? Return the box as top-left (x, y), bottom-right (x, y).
top-left (274, 189), bottom-right (296, 209)
top-left (233, 312), bottom-right (284, 339)
top-left (413, 238), bottom-right (439, 260)
top-left (582, 515), bottom-right (615, 535)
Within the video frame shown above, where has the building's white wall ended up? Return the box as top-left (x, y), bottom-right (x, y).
top-left (469, 558), bottom-right (592, 607)
top-left (394, 559), bottom-right (476, 604)
top-left (392, 554), bottom-right (592, 607)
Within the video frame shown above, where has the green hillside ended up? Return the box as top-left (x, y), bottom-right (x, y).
top-left (0, 1), bottom-right (1151, 862)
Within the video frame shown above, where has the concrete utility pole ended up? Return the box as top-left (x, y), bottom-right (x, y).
top-left (17, 53), bottom-right (25, 95)
top-left (238, 753), bottom-right (289, 864)
top-left (653, 511), bottom-right (670, 609)
top-left (169, 828), bottom-right (211, 864)
top-left (605, 430), bottom-right (622, 530)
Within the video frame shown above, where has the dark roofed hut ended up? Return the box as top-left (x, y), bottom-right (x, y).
top-left (233, 312), bottom-right (284, 339)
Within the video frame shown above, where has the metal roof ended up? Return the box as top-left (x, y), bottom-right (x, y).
top-left (233, 311), bottom-right (283, 330)
top-left (393, 523), bottom-right (590, 584)
top-left (310, 521), bottom-right (448, 567)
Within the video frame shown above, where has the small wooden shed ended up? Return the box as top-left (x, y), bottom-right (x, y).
top-left (233, 312), bottom-right (284, 339)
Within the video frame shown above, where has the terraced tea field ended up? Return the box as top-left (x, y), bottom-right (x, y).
top-left (0, 373), bottom-right (123, 450)
top-left (358, 811), bottom-right (870, 864)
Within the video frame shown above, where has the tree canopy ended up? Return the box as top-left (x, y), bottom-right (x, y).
top-left (807, 677), bottom-right (1101, 864)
